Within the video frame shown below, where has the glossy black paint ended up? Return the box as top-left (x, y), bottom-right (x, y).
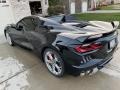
top-left (4, 16), bottom-right (118, 75)
top-left (47, 14), bottom-right (77, 23)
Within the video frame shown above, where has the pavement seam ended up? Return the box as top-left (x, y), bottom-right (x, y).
top-left (0, 63), bottom-right (39, 85)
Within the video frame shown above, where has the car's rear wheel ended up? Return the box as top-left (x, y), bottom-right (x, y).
top-left (43, 48), bottom-right (65, 77)
top-left (6, 32), bottom-right (14, 46)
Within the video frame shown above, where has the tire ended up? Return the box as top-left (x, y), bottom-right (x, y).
top-left (6, 32), bottom-right (14, 46)
top-left (43, 48), bottom-right (65, 77)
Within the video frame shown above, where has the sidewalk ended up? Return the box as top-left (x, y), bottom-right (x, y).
top-left (85, 10), bottom-right (120, 13)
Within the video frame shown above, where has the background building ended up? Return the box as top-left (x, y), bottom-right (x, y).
top-left (0, 0), bottom-right (49, 34)
top-left (63, 0), bottom-right (120, 14)
top-left (63, 0), bottom-right (100, 14)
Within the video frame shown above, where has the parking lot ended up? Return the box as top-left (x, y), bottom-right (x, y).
top-left (0, 31), bottom-right (120, 90)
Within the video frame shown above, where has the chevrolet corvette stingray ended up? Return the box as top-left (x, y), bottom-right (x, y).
top-left (4, 16), bottom-right (118, 77)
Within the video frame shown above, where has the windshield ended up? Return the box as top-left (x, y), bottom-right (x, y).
top-left (39, 16), bottom-right (61, 25)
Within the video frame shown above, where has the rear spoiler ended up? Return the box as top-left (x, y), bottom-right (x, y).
top-left (111, 21), bottom-right (119, 28)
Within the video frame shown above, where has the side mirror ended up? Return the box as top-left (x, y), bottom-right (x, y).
top-left (11, 24), bottom-right (16, 28)
top-left (17, 25), bottom-right (23, 31)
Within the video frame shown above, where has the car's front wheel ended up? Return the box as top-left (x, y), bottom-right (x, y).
top-left (43, 48), bottom-right (65, 77)
top-left (6, 32), bottom-right (14, 46)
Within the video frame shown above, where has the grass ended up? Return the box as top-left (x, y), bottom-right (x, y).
top-left (74, 13), bottom-right (120, 22)
top-left (100, 4), bottom-right (120, 10)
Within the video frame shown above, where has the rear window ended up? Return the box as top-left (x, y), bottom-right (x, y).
top-left (48, 16), bottom-right (63, 23)
top-left (44, 21), bottom-right (60, 26)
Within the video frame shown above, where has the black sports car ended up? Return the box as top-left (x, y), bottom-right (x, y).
top-left (4, 16), bottom-right (118, 77)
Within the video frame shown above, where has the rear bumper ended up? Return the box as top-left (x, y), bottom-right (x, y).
top-left (63, 45), bottom-right (117, 71)
top-left (62, 35), bottom-right (118, 75)
top-left (72, 57), bottom-right (112, 70)
top-left (69, 57), bottom-right (112, 76)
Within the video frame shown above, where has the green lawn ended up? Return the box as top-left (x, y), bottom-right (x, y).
top-left (100, 4), bottom-right (120, 10)
top-left (74, 13), bottom-right (120, 22)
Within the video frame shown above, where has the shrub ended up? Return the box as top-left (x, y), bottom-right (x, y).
top-left (49, 0), bottom-right (60, 6)
top-left (96, 7), bottom-right (101, 10)
top-left (48, 5), bottom-right (65, 16)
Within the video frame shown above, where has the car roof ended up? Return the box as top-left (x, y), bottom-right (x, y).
top-left (23, 15), bottom-right (61, 24)
top-left (47, 14), bottom-right (77, 23)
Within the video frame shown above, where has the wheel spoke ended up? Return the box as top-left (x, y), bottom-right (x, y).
top-left (52, 64), bottom-right (57, 74)
top-left (55, 64), bottom-right (61, 73)
top-left (46, 59), bottom-right (52, 64)
top-left (54, 57), bottom-right (58, 62)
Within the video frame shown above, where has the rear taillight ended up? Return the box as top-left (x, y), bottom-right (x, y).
top-left (74, 43), bottom-right (103, 53)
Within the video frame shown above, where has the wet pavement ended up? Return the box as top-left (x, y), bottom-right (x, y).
top-left (0, 32), bottom-right (120, 90)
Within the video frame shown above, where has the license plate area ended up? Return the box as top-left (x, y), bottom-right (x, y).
top-left (109, 39), bottom-right (116, 49)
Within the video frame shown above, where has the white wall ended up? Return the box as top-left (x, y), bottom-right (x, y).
top-left (10, 0), bottom-right (31, 22)
top-left (81, 0), bottom-right (88, 12)
top-left (114, 0), bottom-right (120, 4)
top-left (70, 1), bottom-right (75, 14)
top-left (0, 0), bottom-right (15, 35)
top-left (10, 0), bottom-right (49, 22)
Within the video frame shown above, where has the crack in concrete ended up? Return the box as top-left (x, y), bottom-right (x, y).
top-left (0, 63), bottom-right (39, 85)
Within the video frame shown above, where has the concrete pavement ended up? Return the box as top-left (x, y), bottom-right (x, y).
top-left (0, 31), bottom-right (120, 90)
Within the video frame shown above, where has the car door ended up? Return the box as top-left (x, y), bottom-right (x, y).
top-left (21, 17), bottom-right (38, 50)
top-left (9, 19), bottom-right (27, 45)
top-left (23, 17), bottom-right (49, 51)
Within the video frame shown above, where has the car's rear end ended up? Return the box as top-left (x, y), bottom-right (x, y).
top-left (59, 29), bottom-right (118, 76)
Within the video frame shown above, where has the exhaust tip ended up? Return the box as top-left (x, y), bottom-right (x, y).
top-left (89, 68), bottom-right (98, 76)
top-left (86, 70), bottom-right (91, 74)
top-left (80, 72), bottom-right (85, 77)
